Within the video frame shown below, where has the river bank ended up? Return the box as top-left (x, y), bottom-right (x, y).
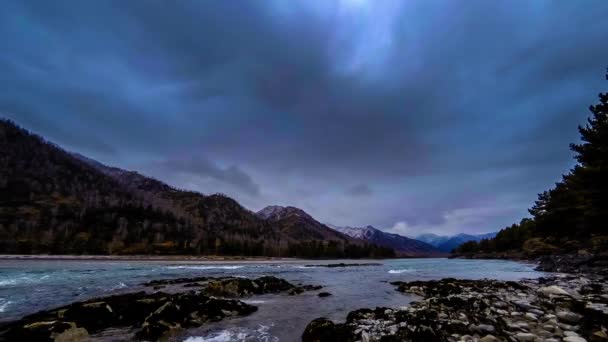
top-left (303, 274), bottom-right (608, 341)
top-left (451, 252), bottom-right (608, 276)
top-left (0, 254), bottom-right (301, 262)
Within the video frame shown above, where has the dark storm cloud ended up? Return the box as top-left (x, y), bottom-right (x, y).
top-left (154, 156), bottom-right (261, 197)
top-left (1, 0), bottom-right (607, 234)
top-left (346, 184), bottom-right (373, 197)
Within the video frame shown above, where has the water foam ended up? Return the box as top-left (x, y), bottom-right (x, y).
top-left (184, 324), bottom-right (277, 342)
top-left (388, 269), bottom-right (413, 274)
top-left (0, 299), bottom-right (12, 313)
top-left (166, 265), bottom-right (244, 270)
top-left (108, 282), bottom-right (127, 290)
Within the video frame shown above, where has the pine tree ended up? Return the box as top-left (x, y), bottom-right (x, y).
top-left (567, 69), bottom-right (608, 236)
top-left (530, 68), bottom-right (608, 239)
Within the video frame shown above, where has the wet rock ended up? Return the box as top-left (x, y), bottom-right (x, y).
top-left (302, 318), bottom-right (353, 342)
top-left (557, 311), bottom-right (583, 324)
top-left (536, 254), bottom-right (608, 275)
top-left (515, 332), bottom-right (537, 341)
top-left (318, 292), bottom-right (332, 298)
top-left (538, 285), bottom-right (570, 297)
top-left (479, 334), bottom-right (498, 342)
top-left (142, 276), bottom-right (210, 287)
top-left (590, 330), bottom-right (608, 341)
top-left (202, 276), bottom-right (320, 297)
top-left (564, 336), bottom-right (588, 342)
top-left (53, 325), bottom-right (89, 342)
top-left (304, 275), bottom-right (607, 342)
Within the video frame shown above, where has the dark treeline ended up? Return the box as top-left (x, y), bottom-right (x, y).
top-left (0, 119), bottom-right (394, 258)
top-left (455, 70), bottom-right (608, 257)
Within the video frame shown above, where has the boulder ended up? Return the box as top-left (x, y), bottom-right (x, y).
top-left (302, 318), bottom-right (353, 342)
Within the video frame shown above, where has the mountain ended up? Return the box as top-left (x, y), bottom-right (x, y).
top-left (416, 232), bottom-right (498, 252)
top-left (256, 206), bottom-right (395, 257)
top-left (0, 119), bottom-right (392, 258)
top-left (327, 225), bottom-right (444, 257)
top-left (415, 233), bottom-right (450, 247)
top-left (256, 206), bottom-right (350, 242)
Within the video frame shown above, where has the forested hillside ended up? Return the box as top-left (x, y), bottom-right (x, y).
top-left (455, 70), bottom-right (608, 258)
top-left (0, 120), bottom-right (393, 258)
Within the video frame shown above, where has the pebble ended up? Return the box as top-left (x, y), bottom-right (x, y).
top-left (563, 336), bottom-right (587, 342)
top-left (538, 285), bottom-right (570, 296)
top-left (557, 311), bottom-right (582, 324)
top-left (515, 332), bottom-right (537, 341)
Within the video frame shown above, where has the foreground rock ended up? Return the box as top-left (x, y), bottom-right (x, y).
top-left (303, 275), bottom-right (608, 341)
top-left (0, 276), bottom-right (319, 341)
top-left (0, 291), bottom-right (256, 341)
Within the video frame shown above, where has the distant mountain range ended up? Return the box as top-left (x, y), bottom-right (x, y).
top-left (416, 232), bottom-right (498, 252)
top-left (327, 225), bottom-right (445, 257)
top-left (0, 119), bottom-right (395, 258)
top-left (0, 119), bottom-right (500, 258)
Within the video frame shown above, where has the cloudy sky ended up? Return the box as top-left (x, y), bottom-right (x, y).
top-left (2, 0), bottom-right (608, 236)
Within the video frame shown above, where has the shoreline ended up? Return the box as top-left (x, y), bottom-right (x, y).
top-left (0, 254), bottom-right (303, 262)
top-left (0, 254), bottom-right (444, 263)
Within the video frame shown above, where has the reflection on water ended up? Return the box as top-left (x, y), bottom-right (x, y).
top-left (0, 258), bottom-right (543, 340)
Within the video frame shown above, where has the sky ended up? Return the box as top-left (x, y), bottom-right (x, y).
top-left (2, 0), bottom-right (608, 237)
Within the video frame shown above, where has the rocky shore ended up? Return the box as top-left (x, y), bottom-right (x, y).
top-left (303, 275), bottom-right (608, 342)
top-left (536, 254), bottom-right (608, 276)
top-left (0, 276), bottom-right (322, 341)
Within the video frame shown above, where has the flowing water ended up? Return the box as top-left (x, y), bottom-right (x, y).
top-left (0, 258), bottom-right (544, 341)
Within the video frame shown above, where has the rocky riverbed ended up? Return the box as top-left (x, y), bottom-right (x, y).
top-left (303, 275), bottom-right (608, 342)
top-left (0, 276), bottom-right (323, 341)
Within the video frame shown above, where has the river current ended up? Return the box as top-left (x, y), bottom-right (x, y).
top-left (0, 258), bottom-right (544, 341)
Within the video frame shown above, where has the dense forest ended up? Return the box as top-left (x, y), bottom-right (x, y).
top-left (0, 119), bottom-right (394, 258)
top-left (455, 70), bottom-right (608, 257)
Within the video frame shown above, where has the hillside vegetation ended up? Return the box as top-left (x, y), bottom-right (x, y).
top-left (0, 120), bottom-right (393, 258)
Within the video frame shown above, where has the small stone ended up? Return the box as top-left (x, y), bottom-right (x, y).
top-left (563, 337), bottom-right (587, 342)
top-left (529, 309), bottom-right (544, 316)
top-left (559, 323), bottom-right (579, 331)
top-left (480, 335), bottom-right (499, 342)
top-left (565, 331), bottom-right (580, 337)
top-left (557, 311), bottom-right (583, 324)
top-left (524, 312), bottom-right (538, 321)
top-left (538, 285), bottom-right (570, 296)
top-left (591, 330), bottom-right (608, 341)
top-left (542, 314), bottom-right (557, 321)
top-left (542, 324), bottom-right (555, 331)
top-left (515, 332), bottom-right (537, 341)
top-left (478, 324), bottom-right (495, 333)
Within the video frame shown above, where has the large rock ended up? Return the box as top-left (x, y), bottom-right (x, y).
top-left (302, 318), bottom-right (353, 342)
top-left (0, 287), bottom-right (257, 341)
